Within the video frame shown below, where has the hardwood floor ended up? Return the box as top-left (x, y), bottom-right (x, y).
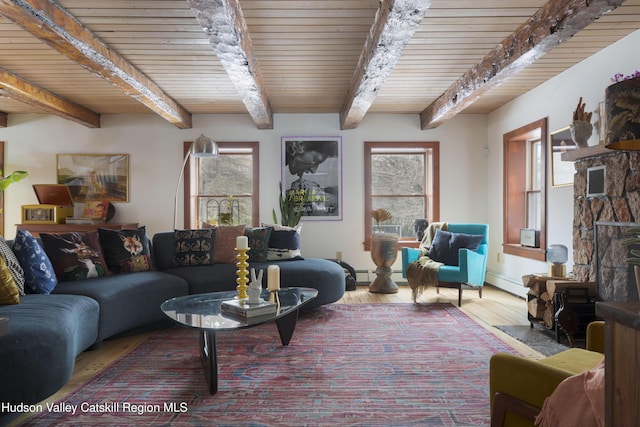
top-left (8, 284), bottom-right (537, 426)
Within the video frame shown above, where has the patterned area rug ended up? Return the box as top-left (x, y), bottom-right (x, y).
top-left (24, 304), bottom-right (519, 426)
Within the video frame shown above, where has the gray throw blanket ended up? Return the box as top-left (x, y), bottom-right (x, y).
top-left (406, 222), bottom-right (448, 302)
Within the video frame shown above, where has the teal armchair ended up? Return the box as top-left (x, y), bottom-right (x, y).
top-left (401, 223), bottom-right (489, 306)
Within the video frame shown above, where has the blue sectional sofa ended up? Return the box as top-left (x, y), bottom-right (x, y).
top-left (0, 294), bottom-right (99, 408)
top-left (0, 229), bottom-right (345, 421)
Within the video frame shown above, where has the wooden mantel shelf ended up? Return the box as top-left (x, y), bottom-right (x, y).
top-left (561, 144), bottom-right (612, 161)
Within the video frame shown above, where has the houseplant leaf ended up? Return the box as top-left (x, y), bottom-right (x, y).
top-left (0, 170), bottom-right (29, 191)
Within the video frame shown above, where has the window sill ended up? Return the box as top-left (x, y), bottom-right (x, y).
top-left (503, 243), bottom-right (547, 261)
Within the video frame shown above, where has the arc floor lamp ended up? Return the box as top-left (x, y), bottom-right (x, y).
top-left (173, 134), bottom-right (219, 229)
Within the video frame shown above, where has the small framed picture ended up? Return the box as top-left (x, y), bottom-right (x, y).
top-left (550, 127), bottom-right (576, 187)
top-left (587, 165), bottom-right (606, 197)
top-left (82, 201), bottom-right (110, 221)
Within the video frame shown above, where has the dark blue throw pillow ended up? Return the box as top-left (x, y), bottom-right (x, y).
top-left (428, 229), bottom-right (483, 266)
top-left (12, 230), bottom-right (58, 294)
top-left (245, 226), bottom-right (273, 263)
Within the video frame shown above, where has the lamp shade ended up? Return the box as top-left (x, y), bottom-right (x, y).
top-left (192, 134), bottom-right (219, 157)
top-left (547, 244), bottom-right (568, 265)
top-left (605, 76), bottom-right (640, 150)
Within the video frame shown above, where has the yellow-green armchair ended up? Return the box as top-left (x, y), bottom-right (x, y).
top-left (489, 321), bottom-right (605, 427)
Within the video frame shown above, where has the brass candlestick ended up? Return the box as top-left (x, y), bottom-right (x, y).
top-left (268, 289), bottom-right (280, 308)
top-left (235, 248), bottom-right (249, 300)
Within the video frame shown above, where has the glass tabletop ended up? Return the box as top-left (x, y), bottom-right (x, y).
top-left (161, 287), bottom-right (318, 331)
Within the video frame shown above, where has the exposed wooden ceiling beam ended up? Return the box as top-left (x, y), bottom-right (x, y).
top-left (0, 68), bottom-right (100, 128)
top-left (0, 0), bottom-right (192, 129)
top-left (340, 0), bottom-right (431, 130)
top-left (188, 0), bottom-right (273, 130)
top-left (420, 0), bottom-right (626, 130)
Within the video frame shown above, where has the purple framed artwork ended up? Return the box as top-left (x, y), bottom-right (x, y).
top-left (281, 136), bottom-right (342, 221)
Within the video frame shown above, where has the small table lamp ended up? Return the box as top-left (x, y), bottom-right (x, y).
top-left (547, 244), bottom-right (568, 277)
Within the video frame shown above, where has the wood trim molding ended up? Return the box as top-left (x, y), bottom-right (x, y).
top-left (363, 141), bottom-right (439, 251)
top-left (502, 118), bottom-right (548, 262)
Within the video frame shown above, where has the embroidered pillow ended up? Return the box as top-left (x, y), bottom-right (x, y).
top-left (40, 231), bottom-right (111, 282)
top-left (171, 229), bottom-right (215, 267)
top-left (0, 255), bottom-right (20, 305)
top-left (12, 230), bottom-right (58, 294)
top-left (428, 229), bottom-right (484, 266)
top-left (0, 236), bottom-right (25, 295)
top-left (261, 223), bottom-right (303, 261)
top-left (245, 226), bottom-right (273, 263)
top-left (98, 226), bottom-right (152, 273)
top-left (212, 224), bottom-right (247, 264)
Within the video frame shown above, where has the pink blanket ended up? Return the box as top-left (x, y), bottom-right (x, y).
top-left (535, 359), bottom-right (605, 427)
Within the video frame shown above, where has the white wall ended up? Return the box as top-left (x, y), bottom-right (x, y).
top-left (0, 112), bottom-right (489, 273)
top-left (486, 28), bottom-right (640, 297)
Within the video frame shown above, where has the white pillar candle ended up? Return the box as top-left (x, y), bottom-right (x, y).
top-left (267, 265), bottom-right (280, 291)
top-left (236, 235), bottom-right (249, 250)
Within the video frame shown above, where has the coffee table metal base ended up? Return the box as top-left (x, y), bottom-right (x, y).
top-left (199, 308), bottom-right (300, 394)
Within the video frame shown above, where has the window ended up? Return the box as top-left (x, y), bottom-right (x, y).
top-left (503, 118), bottom-right (547, 260)
top-left (527, 137), bottom-right (542, 230)
top-left (182, 141), bottom-right (259, 229)
top-left (364, 141), bottom-right (439, 250)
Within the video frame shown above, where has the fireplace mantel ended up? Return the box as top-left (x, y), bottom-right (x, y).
top-left (561, 144), bottom-right (611, 162)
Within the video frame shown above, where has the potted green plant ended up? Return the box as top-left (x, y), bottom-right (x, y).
top-left (219, 194), bottom-right (237, 225)
top-left (272, 182), bottom-right (304, 227)
top-left (0, 169), bottom-right (29, 214)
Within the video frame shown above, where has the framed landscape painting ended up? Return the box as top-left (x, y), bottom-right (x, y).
top-left (57, 154), bottom-right (129, 203)
top-left (550, 126), bottom-right (576, 187)
top-left (281, 136), bottom-right (342, 221)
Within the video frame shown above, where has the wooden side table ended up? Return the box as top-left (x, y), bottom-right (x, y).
top-left (596, 302), bottom-right (640, 427)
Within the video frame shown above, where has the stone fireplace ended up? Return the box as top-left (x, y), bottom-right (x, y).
top-left (568, 146), bottom-right (640, 301)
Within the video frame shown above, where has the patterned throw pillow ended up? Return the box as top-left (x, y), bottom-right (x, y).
top-left (212, 224), bottom-right (247, 264)
top-left (0, 236), bottom-right (25, 295)
top-left (171, 229), bottom-right (215, 267)
top-left (12, 230), bottom-right (58, 294)
top-left (245, 226), bottom-right (273, 263)
top-left (40, 231), bottom-right (111, 282)
top-left (0, 255), bottom-right (20, 305)
top-left (261, 223), bottom-right (303, 261)
top-left (98, 226), bottom-right (152, 273)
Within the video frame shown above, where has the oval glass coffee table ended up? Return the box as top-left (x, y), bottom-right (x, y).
top-left (161, 287), bottom-right (317, 394)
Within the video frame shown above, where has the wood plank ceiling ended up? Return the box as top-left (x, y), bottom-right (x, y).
top-left (0, 0), bottom-right (638, 130)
